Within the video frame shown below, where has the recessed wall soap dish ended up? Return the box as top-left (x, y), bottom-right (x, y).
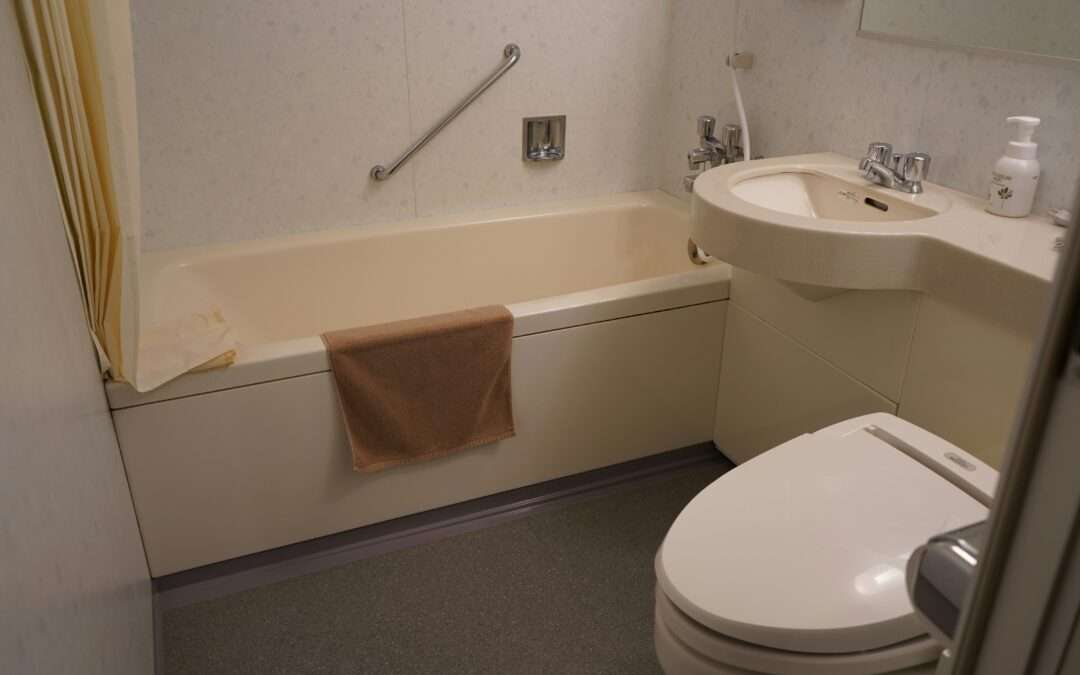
top-left (522, 115), bottom-right (565, 161)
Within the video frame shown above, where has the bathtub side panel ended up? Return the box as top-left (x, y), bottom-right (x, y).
top-left (114, 302), bottom-right (727, 575)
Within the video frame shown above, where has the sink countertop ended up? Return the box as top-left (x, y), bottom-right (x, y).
top-left (691, 152), bottom-right (1063, 328)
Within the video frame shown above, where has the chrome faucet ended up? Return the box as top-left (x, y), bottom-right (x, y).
top-left (683, 116), bottom-right (743, 192)
top-left (859, 142), bottom-right (931, 194)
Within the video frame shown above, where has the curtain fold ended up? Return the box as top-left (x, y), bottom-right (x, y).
top-left (15, 0), bottom-right (236, 391)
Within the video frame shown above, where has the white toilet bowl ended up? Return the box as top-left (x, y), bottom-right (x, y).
top-left (654, 413), bottom-right (997, 675)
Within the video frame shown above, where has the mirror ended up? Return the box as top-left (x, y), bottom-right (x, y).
top-left (860, 1), bottom-right (1080, 62)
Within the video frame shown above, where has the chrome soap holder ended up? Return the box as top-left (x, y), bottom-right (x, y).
top-left (522, 115), bottom-right (565, 161)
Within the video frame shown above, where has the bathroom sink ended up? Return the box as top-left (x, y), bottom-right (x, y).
top-left (730, 171), bottom-right (938, 222)
top-left (689, 152), bottom-right (1059, 308)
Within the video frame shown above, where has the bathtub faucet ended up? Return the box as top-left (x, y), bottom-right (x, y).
top-left (684, 116), bottom-right (743, 192)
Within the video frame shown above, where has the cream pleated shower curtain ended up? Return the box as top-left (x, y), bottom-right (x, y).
top-left (15, 0), bottom-right (235, 391)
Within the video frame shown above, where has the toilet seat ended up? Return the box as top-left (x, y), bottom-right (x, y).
top-left (656, 413), bottom-right (995, 663)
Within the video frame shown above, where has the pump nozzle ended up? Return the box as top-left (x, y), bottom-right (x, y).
top-left (1007, 116), bottom-right (1040, 143)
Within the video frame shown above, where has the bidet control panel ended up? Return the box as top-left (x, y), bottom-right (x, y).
top-left (906, 521), bottom-right (988, 648)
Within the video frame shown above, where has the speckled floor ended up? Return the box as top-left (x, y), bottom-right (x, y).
top-left (161, 459), bottom-right (731, 675)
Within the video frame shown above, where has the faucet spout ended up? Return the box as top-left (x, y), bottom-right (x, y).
top-left (862, 160), bottom-right (899, 189)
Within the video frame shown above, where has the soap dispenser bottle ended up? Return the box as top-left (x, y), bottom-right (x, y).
top-left (987, 116), bottom-right (1041, 218)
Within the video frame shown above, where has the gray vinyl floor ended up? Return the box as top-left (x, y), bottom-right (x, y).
top-left (161, 459), bottom-right (731, 675)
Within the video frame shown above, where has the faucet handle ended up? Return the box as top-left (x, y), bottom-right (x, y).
top-left (697, 115), bottom-right (717, 140)
top-left (865, 142), bottom-right (892, 164)
top-left (721, 124), bottom-right (741, 155)
top-left (902, 153), bottom-right (931, 185)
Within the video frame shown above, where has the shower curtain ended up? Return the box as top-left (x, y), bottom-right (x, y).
top-left (15, 0), bottom-right (235, 391)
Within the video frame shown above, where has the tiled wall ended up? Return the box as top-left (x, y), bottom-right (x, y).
top-left (0, 5), bottom-right (152, 674)
top-left (134, 0), bottom-right (671, 250)
top-left (660, 0), bottom-right (1080, 214)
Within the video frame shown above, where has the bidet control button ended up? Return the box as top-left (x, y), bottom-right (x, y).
top-left (944, 452), bottom-right (976, 471)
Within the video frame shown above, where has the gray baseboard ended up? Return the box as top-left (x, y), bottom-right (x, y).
top-left (154, 443), bottom-right (726, 615)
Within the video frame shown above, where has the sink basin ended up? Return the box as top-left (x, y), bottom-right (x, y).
top-left (689, 152), bottom-right (1058, 315)
top-left (730, 171), bottom-right (938, 222)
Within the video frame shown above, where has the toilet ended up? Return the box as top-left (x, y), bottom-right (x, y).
top-left (654, 413), bottom-right (997, 675)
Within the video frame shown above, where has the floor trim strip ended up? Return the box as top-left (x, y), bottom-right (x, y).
top-left (154, 443), bottom-right (725, 613)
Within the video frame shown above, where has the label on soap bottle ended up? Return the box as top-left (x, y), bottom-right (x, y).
top-left (988, 170), bottom-right (1039, 218)
top-left (989, 172), bottom-right (1013, 203)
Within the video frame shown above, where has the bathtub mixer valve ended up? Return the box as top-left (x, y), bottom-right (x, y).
top-left (683, 115), bottom-right (739, 264)
top-left (683, 115), bottom-right (742, 193)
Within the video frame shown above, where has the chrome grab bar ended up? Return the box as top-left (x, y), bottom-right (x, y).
top-left (370, 44), bottom-right (521, 181)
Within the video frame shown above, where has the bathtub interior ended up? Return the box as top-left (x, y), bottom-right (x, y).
top-left (139, 191), bottom-right (711, 350)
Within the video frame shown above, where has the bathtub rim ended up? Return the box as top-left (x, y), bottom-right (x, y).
top-left (107, 267), bottom-right (730, 409)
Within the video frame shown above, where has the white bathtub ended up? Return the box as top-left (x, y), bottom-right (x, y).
top-left (108, 191), bottom-right (731, 575)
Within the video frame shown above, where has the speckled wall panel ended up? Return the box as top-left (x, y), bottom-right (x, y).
top-left (657, 0), bottom-right (738, 199)
top-left (733, 0), bottom-right (1080, 215)
top-left (135, 0), bottom-right (1079, 245)
top-left (134, 0), bottom-right (672, 249)
top-left (660, 0), bottom-right (1079, 215)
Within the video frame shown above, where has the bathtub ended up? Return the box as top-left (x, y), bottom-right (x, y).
top-left (108, 191), bottom-right (731, 575)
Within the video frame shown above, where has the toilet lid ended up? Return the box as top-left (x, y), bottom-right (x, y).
top-left (656, 425), bottom-right (989, 654)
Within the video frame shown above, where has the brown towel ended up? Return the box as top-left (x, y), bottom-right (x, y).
top-left (322, 306), bottom-right (515, 473)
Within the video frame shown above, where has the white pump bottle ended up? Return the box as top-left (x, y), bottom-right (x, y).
top-left (987, 116), bottom-right (1040, 218)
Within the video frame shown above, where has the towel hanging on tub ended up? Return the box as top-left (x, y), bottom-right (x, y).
top-left (322, 305), bottom-right (515, 473)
